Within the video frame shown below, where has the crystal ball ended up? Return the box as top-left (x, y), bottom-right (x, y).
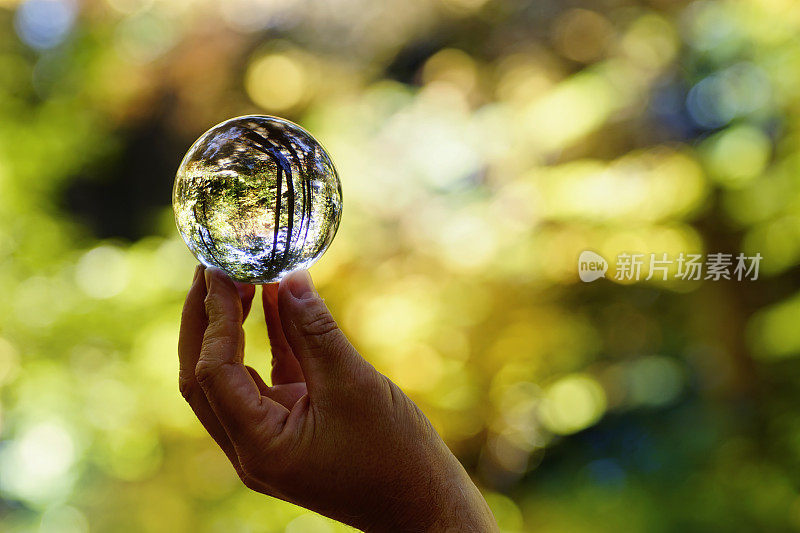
top-left (173, 115), bottom-right (342, 283)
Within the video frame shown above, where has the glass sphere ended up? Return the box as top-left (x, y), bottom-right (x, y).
top-left (173, 115), bottom-right (342, 283)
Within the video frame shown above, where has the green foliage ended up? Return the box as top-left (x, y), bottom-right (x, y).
top-left (2, 0), bottom-right (800, 531)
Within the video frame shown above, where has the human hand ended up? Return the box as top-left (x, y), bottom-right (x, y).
top-left (178, 265), bottom-right (498, 532)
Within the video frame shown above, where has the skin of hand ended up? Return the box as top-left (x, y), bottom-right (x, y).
top-left (178, 265), bottom-right (499, 532)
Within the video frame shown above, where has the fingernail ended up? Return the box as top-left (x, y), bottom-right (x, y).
top-left (287, 269), bottom-right (317, 300)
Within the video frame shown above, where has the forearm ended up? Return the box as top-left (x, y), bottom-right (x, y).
top-left (423, 478), bottom-right (499, 533)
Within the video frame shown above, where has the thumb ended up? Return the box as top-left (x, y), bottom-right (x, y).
top-left (277, 270), bottom-right (362, 395)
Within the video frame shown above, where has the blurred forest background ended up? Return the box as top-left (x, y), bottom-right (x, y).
top-left (1, 0), bottom-right (800, 531)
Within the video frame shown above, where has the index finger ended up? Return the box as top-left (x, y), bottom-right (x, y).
top-left (196, 268), bottom-right (290, 442)
top-left (178, 265), bottom-right (245, 469)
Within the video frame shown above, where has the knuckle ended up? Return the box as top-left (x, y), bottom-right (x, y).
top-left (300, 317), bottom-right (343, 359)
top-left (239, 472), bottom-right (259, 492)
top-left (194, 360), bottom-right (218, 387)
top-left (178, 374), bottom-right (196, 401)
top-left (299, 304), bottom-right (340, 339)
top-left (205, 314), bottom-right (242, 337)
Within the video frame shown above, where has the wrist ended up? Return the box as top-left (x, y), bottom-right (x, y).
top-left (362, 461), bottom-right (497, 533)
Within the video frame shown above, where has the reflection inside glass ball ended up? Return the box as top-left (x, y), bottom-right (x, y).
top-left (173, 115), bottom-right (342, 283)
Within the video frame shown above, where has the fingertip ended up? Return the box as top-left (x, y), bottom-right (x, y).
top-left (263, 282), bottom-right (279, 304)
top-left (190, 264), bottom-right (207, 291)
top-left (193, 263), bottom-right (205, 281)
top-left (234, 282), bottom-right (256, 308)
top-left (235, 282), bottom-right (256, 320)
top-left (234, 282), bottom-right (256, 300)
top-left (276, 272), bottom-right (319, 329)
top-left (205, 267), bottom-right (241, 297)
top-left (204, 266), bottom-right (224, 290)
top-left (282, 269), bottom-right (317, 301)
top-left (203, 268), bottom-right (244, 323)
top-left (262, 283), bottom-right (280, 318)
